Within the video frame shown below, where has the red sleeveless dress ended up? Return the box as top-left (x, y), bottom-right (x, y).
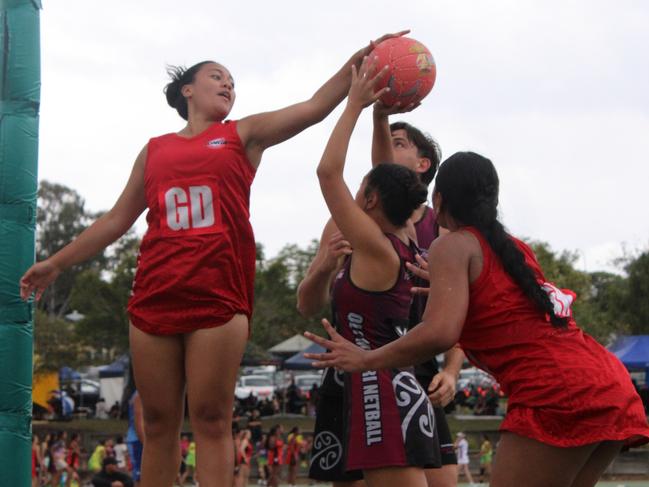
top-left (460, 227), bottom-right (649, 447)
top-left (127, 121), bottom-right (257, 334)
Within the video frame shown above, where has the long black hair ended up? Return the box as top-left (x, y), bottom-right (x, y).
top-left (164, 61), bottom-right (215, 120)
top-left (435, 152), bottom-right (568, 327)
top-left (365, 163), bottom-right (428, 227)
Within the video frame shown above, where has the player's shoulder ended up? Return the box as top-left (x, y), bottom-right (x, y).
top-left (429, 229), bottom-right (478, 259)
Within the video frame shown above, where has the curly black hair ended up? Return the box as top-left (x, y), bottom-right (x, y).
top-left (365, 163), bottom-right (428, 227)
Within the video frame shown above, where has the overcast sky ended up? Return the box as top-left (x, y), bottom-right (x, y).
top-left (38, 0), bottom-right (648, 273)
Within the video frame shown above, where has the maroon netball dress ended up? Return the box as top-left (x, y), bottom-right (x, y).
top-left (127, 121), bottom-right (257, 334)
top-left (312, 234), bottom-right (440, 476)
top-left (460, 227), bottom-right (649, 447)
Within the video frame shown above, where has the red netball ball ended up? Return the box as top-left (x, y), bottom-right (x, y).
top-left (369, 36), bottom-right (436, 107)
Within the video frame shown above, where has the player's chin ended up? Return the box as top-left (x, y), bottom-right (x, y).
top-left (211, 103), bottom-right (232, 120)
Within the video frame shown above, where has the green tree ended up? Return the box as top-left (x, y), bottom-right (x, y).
top-left (35, 181), bottom-right (104, 318)
top-left (33, 310), bottom-right (85, 373)
top-left (252, 241), bottom-right (324, 349)
top-left (624, 251), bottom-right (649, 334)
top-left (69, 232), bottom-right (140, 362)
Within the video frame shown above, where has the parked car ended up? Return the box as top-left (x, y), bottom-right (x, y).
top-left (235, 375), bottom-right (276, 400)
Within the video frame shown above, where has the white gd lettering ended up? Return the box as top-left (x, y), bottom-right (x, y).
top-left (165, 185), bottom-right (215, 230)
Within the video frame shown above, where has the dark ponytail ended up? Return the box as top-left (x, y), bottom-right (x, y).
top-left (365, 163), bottom-right (428, 227)
top-left (164, 61), bottom-right (215, 120)
top-left (435, 152), bottom-right (568, 327)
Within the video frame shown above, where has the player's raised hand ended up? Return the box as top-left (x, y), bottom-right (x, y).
top-left (321, 231), bottom-right (352, 273)
top-left (365, 30), bottom-right (410, 55)
top-left (348, 56), bottom-right (390, 109)
top-left (20, 260), bottom-right (61, 301)
top-left (373, 99), bottom-right (421, 117)
top-left (351, 30), bottom-right (410, 71)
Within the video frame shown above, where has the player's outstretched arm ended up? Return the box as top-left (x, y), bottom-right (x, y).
top-left (316, 57), bottom-right (391, 257)
top-left (370, 100), bottom-right (418, 167)
top-left (238, 31), bottom-right (408, 168)
top-left (296, 218), bottom-right (351, 317)
top-left (20, 147), bottom-right (148, 301)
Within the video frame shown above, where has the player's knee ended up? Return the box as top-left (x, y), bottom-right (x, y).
top-left (191, 403), bottom-right (231, 438)
top-left (143, 407), bottom-right (182, 440)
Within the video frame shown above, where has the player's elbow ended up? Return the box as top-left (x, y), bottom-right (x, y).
top-left (104, 210), bottom-right (136, 240)
top-left (419, 321), bottom-right (461, 356)
top-left (433, 334), bottom-right (459, 355)
top-left (296, 287), bottom-right (317, 318)
top-left (316, 164), bottom-right (335, 181)
top-left (296, 299), bottom-right (313, 319)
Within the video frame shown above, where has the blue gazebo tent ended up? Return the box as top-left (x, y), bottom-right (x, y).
top-left (59, 366), bottom-right (81, 381)
top-left (283, 342), bottom-right (326, 370)
top-left (98, 355), bottom-right (129, 379)
top-left (608, 335), bottom-right (649, 380)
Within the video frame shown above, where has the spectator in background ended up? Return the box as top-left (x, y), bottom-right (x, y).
top-left (256, 433), bottom-right (269, 486)
top-left (88, 440), bottom-right (107, 473)
top-left (455, 432), bottom-right (474, 485)
top-left (109, 401), bottom-right (121, 419)
top-left (479, 434), bottom-right (493, 483)
top-left (114, 435), bottom-right (129, 472)
top-left (95, 397), bottom-right (109, 419)
top-left (65, 433), bottom-right (81, 487)
top-left (126, 390), bottom-right (144, 486)
top-left (105, 437), bottom-right (116, 459)
top-left (32, 434), bottom-right (42, 487)
top-left (91, 457), bottom-right (134, 487)
top-left (186, 439), bottom-right (197, 485)
top-left (266, 425), bottom-right (284, 487)
top-left (286, 379), bottom-right (303, 414)
top-left (284, 426), bottom-right (304, 487)
top-left (122, 363), bottom-right (144, 486)
top-left (236, 429), bottom-right (253, 487)
top-left (248, 409), bottom-right (263, 445)
top-left (307, 383), bottom-right (319, 417)
top-left (177, 434), bottom-right (190, 486)
top-left (50, 431), bottom-right (69, 487)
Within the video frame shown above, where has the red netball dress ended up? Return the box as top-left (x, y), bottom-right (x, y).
top-left (460, 227), bottom-right (649, 447)
top-left (127, 121), bottom-right (256, 334)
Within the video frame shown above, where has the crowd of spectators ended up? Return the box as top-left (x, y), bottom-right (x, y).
top-left (233, 380), bottom-right (320, 419)
top-left (31, 432), bottom-right (134, 487)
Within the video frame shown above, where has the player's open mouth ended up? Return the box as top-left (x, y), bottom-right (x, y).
top-left (218, 92), bottom-right (231, 101)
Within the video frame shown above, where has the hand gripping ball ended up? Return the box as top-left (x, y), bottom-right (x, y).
top-left (370, 36), bottom-right (436, 107)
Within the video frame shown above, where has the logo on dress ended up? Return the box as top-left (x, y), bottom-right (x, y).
top-left (541, 282), bottom-right (575, 318)
top-left (207, 138), bottom-right (227, 148)
top-left (393, 371), bottom-right (435, 441)
top-left (310, 431), bottom-right (342, 471)
top-left (157, 178), bottom-right (223, 237)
